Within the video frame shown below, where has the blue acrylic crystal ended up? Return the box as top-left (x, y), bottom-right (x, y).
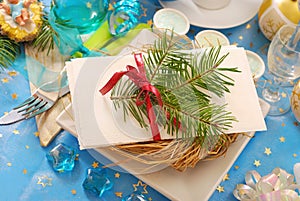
top-left (82, 167), bottom-right (113, 197)
top-left (46, 143), bottom-right (77, 172)
top-left (122, 192), bottom-right (147, 201)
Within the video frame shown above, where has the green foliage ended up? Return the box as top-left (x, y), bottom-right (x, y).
top-left (31, 17), bottom-right (58, 55)
top-left (110, 33), bottom-right (240, 142)
top-left (0, 35), bottom-right (20, 69)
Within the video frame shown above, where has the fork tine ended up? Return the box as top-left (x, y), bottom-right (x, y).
top-left (22, 100), bottom-right (47, 115)
top-left (16, 97), bottom-right (42, 113)
top-left (26, 104), bottom-right (52, 119)
top-left (13, 96), bottom-right (36, 109)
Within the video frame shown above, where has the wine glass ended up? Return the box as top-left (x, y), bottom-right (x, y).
top-left (262, 24), bottom-right (300, 116)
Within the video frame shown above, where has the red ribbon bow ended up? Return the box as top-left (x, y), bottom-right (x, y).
top-left (99, 53), bottom-right (162, 141)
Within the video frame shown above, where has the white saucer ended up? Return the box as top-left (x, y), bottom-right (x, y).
top-left (159, 0), bottom-right (262, 29)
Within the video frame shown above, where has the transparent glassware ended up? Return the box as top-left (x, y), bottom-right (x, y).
top-left (51, 0), bottom-right (109, 34)
top-left (262, 24), bottom-right (300, 116)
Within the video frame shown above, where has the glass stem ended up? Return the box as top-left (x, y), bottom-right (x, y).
top-left (262, 77), bottom-right (283, 103)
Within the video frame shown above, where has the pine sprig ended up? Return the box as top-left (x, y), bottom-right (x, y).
top-left (0, 35), bottom-right (20, 69)
top-left (31, 16), bottom-right (58, 55)
top-left (110, 33), bottom-right (240, 141)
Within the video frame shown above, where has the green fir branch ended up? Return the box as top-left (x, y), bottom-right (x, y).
top-left (0, 35), bottom-right (20, 69)
top-left (110, 33), bottom-right (240, 142)
top-left (31, 17), bottom-right (58, 55)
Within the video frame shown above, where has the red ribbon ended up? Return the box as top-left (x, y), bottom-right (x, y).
top-left (99, 53), bottom-right (162, 141)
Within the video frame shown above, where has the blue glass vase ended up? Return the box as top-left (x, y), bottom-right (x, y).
top-left (52, 0), bottom-right (109, 34)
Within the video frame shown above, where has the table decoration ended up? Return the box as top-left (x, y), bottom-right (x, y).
top-left (258, 0), bottom-right (300, 40)
top-left (291, 80), bottom-right (300, 122)
top-left (233, 168), bottom-right (300, 201)
top-left (194, 29), bottom-right (230, 48)
top-left (0, 35), bottom-right (20, 69)
top-left (0, 0), bottom-right (42, 42)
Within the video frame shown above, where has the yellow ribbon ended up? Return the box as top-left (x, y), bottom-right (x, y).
top-left (233, 168), bottom-right (300, 201)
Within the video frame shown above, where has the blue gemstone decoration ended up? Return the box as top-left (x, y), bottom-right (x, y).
top-left (82, 167), bottom-right (113, 197)
top-left (46, 143), bottom-right (77, 172)
top-left (122, 192), bottom-right (147, 201)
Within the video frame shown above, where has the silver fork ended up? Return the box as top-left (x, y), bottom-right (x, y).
top-left (0, 75), bottom-right (70, 125)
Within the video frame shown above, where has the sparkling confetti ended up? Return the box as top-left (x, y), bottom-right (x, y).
top-left (246, 23), bottom-right (251, 29)
top-left (294, 122), bottom-right (299, 127)
top-left (281, 92), bottom-right (287, 98)
top-left (13, 129), bottom-right (20, 135)
top-left (133, 180), bottom-right (148, 194)
top-left (34, 131), bottom-right (39, 137)
top-left (25, 145), bottom-right (30, 149)
top-left (1, 78), bottom-right (9, 83)
top-left (238, 36), bottom-right (243, 40)
top-left (234, 165), bottom-right (239, 170)
top-left (108, 3), bottom-right (113, 10)
top-left (264, 148), bottom-right (272, 156)
top-left (281, 123), bottom-right (286, 127)
top-left (293, 153), bottom-right (298, 158)
top-left (7, 162), bottom-right (12, 167)
top-left (71, 189), bottom-right (77, 195)
top-left (115, 192), bottom-right (123, 197)
top-left (216, 185), bottom-right (224, 193)
top-left (92, 161), bottom-right (99, 168)
top-left (222, 174), bottom-right (230, 181)
top-left (147, 19), bottom-right (153, 26)
top-left (23, 169), bottom-right (27, 174)
top-left (149, 198), bottom-right (153, 201)
top-left (11, 93), bottom-right (18, 99)
top-left (86, 2), bottom-right (92, 8)
top-left (8, 71), bottom-right (17, 76)
top-left (279, 136), bottom-right (286, 143)
top-left (115, 172), bottom-right (120, 178)
top-left (232, 42), bottom-right (238, 46)
top-left (250, 42), bottom-right (253, 48)
top-left (37, 175), bottom-right (53, 188)
top-left (279, 108), bottom-right (284, 113)
top-left (254, 160), bottom-right (261, 167)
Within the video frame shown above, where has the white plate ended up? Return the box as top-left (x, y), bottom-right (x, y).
top-left (159, 0), bottom-right (263, 29)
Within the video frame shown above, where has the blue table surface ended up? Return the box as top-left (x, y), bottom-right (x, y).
top-left (1, 0), bottom-right (300, 201)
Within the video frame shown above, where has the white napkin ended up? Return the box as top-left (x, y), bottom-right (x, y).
top-left (66, 46), bottom-right (266, 149)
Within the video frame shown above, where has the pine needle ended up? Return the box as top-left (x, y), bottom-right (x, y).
top-left (0, 35), bottom-right (20, 69)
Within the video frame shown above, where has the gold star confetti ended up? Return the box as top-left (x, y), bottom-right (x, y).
top-left (133, 180), bottom-right (148, 194)
top-left (108, 3), bottom-right (113, 10)
top-left (216, 185), bottom-right (224, 193)
top-left (293, 153), bottom-right (298, 158)
top-left (37, 175), bottom-right (52, 188)
top-left (238, 36), bottom-right (243, 40)
top-left (222, 174), bottom-right (230, 181)
top-left (86, 2), bottom-right (92, 8)
top-left (279, 136), bottom-right (285, 142)
top-left (25, 145), bottom-right (30, 149)
top-left (115, 192), bottom-right (123, 197)
top-left (232, 42), bottom-right (238, 46)
top-left (8, 71), bottom-right (17, 76)
top-left (281, 122), bottom-right (286, 127)
top-left (148, 198), bottom-right (153, 201)
top-left (250, 42), bottom-right (253, 48)
top-left (11, 93), bottom-right (18, 99)
top-left (34, 131), bottom-right (39, 137)
top-left (23, 169), bottom-right (27, 174)
top-left (279, 108), bottom-right (284, 113)
top-left (1, 78), bottom-right (9, 83)
top-left (234, 165), bottom-right (239, 170)
top-left (254, 160), bottom-right (261, 167)
top-left (281, 92), bottom-right (287, 98)
top-left (294, 122), bottom-right (299, 127)
top-left (246, 23), bottom-right (251, 29)
top-left (91, 161), bottom-right (99, 168)
top-left (75, 154), bottom-right (79, 160)
top-left (264, 147), bottom-right (272, 156)
top-left (115, 172), bottom-right (120, 178)
top-left (7, 162), bottom-right (12, 167)
top-left (4, 112), bottom-right (8, 115)
top-left (13, 129), bottom-right (20, 135)
top-left (58, 169), bottom-right (64, 173)
top-left (147, 19), bottom-right (153, 26)
top-left (71, 189), bottom-right (77, 195)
